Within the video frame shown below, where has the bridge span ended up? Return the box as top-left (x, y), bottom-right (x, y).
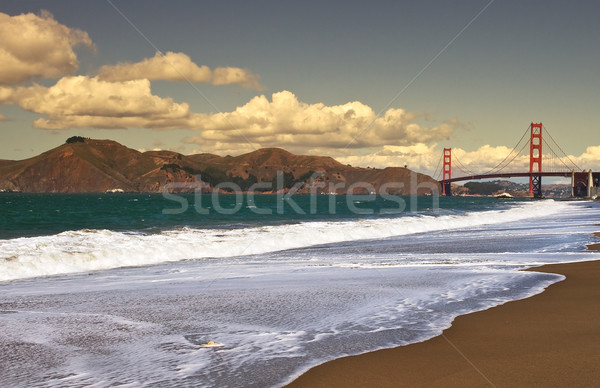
top-left (438, 123), bottom-right (598, 198)
top-left (444, 172), bottom-right (571, 183)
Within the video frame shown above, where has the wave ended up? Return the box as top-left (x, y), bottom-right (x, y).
top-left (0, 200), bottom-right (569, 281)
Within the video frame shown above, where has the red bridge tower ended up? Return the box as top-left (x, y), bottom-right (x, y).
top-left (529, 123), bottom-right (543, 198)
top-left (442, 148), bottom-right (452, 196)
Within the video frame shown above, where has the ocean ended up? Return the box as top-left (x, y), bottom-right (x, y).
top-left (1, 193), bottom-right (599, 387)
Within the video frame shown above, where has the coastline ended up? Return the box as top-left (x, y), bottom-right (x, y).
top-left (287, 253), bottom-right (600, 386)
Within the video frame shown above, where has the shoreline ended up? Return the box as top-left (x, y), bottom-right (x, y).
top-left (287, 255), bottom-right (600, 386)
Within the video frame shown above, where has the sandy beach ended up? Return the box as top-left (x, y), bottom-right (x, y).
top-left (288, 249), bottom-right (600, 386)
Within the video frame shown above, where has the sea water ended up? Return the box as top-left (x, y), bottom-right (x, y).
top-left (1, 194), bottom-right (599, 387)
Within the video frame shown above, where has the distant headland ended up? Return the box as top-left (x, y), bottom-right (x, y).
top-left (0, 137), bottom-right (439, 194)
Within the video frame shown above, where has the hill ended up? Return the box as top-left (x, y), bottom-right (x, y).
top-left (457, 179), bottom-right (572, 198)
top-left (0, 138), bottom-right (440, 194)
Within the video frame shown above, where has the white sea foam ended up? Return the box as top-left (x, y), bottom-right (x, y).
top-left (0, 200), bottom-right (573, 281)
top-left (0, 265), bottom-right (568, 388)
top-left (1, 200), bottom-right (599, 387)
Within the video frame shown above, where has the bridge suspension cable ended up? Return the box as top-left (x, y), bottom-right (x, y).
top-left (481, 125), bottom-right (530, 175)
top-left (542, 124), bottom-right (582, 171)
top-left (432, 152), bottom-right (443, 181)
top-left (542, 138), bottom-right (557, 172)
top-left (452, 152), bottom-right (476, 176)
top-left (542, 137), bottom-right (566, 172)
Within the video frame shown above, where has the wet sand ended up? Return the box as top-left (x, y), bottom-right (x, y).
top-left (288, 252), bottom-right (600, 387)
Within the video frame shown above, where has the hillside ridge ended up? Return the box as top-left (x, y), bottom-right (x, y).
top-left (0, 138), bottom-right (440, 194)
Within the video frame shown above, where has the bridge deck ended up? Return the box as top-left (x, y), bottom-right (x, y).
top-left (441, 172), bottom-right (572, 184)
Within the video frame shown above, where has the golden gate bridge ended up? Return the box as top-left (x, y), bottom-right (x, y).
top-left (434, 123), bottom-right (599, 198)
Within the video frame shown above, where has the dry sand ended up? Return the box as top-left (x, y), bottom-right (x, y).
top-left (288, 248), bottom-right (600, 387)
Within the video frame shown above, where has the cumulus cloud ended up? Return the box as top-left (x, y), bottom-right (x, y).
top-left (450, 145), bottom-right (600, 174)
top-left (4, 79), bottom-right (458, 159)
top-left (0, 10), bottom-right (94, 85)
top-left (572, 145), bottom-right (600, 171)
top-left (333, 143), bottom-right (560, 177)
top-left (184, 90), bottom-right (456, 152)
top-left (575, 145), bottom-right (600, 165)
top-left (452, 145), bottom-right (529, 173)
top-left (14, 76), bottom-right (193, 129)
top-left (212, 67), bottom-right (262, 89)
top-left (447, 145), bottom-right (600, 179)
top-left (98, 52), bottom-right (210, 83)
top-left (356, 143), bottom-right (600, 179)
top-left (0, 86), bottom-right (16, 105)
top-left (98, 51), bottom-right (263, 89)
top-left (335, 144), bottom-right (440, 170)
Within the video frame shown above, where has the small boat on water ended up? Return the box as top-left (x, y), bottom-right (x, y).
top-left (496, 192), bottom-right (513, 199)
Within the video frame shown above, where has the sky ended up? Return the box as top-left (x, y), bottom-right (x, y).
top-left (1, 0), bottom-right (599, 180)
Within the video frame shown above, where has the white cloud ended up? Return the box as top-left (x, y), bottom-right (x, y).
top-left (335, 144), bottom-right (439, 170)
top-left (4, 80), bottom-right (458, 151)
top-left (4, 76), bottom-right (462, 161)
top-left (212, 66), bottom-right (262, 89)
top-left (575, 145), bottom-right (600, 165)
top-left (98, 52), bottom-right (210, 83)
top-left (98, 51), bottom-right (263, 90)
top-left (185, 90), bottom-right (456, 152)
top-left (15, 76), bottom-right (193, 129)
top-left (0, 86), bottom-right (16, 104)
top-left (0, 10), bottom-right (94, 85)
top-left (333, 142), bottom-right (600, 179)
top-left (193, 141), bottom-right (257, 157)
top-left (452, 145), bottom-right (529, 173)
top-left (573, 145), bottom-right (600, 171)
top-left (450, 145), bottom-right (600, 175)
top-left (433, 145), bottom-right (544, 178)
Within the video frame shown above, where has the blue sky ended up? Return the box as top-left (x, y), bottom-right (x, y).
top-left (1, 0), bottom-right (599, 177)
